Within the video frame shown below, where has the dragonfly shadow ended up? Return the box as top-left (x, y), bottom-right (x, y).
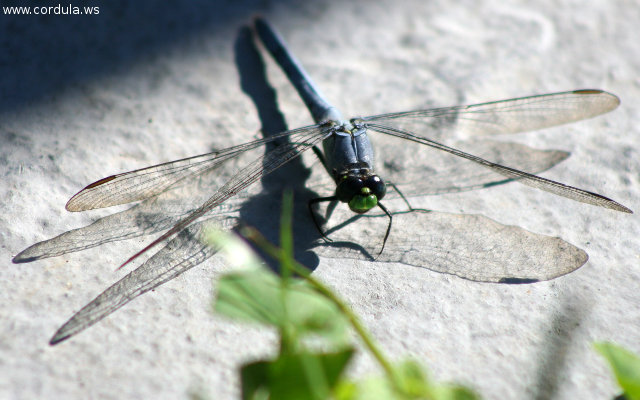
top-left (312, 206), bottom-right (590, 283)
top-left (312, 208), bottom-right (432, 261)
top-left (233, 25), bottom-right (323, 272)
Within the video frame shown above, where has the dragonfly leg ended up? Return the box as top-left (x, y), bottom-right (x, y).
top-left (386, 182), bottom-right (415, 212)
top-left (376, 202), bottom-right (392, 256)
top-left (308, 195), bottom-right (338, 242)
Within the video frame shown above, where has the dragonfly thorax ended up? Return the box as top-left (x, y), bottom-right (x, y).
top-left (335, 169), bottom-right (387, 214)
top-left (323, 118), bottom-right (374, 174)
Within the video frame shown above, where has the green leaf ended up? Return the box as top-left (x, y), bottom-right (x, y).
top-left (240, 361), bottom-right (270, 400)
top-left (333, 380), bottom-right (359, 400)
top-left (347, 375), bottom-right (395, 400)
top-left (214, 268), bottom-right (348, 344)
top-left (595, 342), bottom-right (640, 400)
top-left (241, 349), bottom-right (354, 400)
top-left (395, 360), bottom-right (429, 396)
top-left (214, 268), bottom-right (284, 326)
top-left (334, 360), bottom-right (478, 400)
top-left (429, 385), bottom-right (479, 400)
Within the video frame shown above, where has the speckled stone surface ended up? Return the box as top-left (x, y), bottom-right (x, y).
top-left (2, 1), bottom-right (638, 399)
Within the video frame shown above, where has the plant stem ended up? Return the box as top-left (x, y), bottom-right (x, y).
top-left (296, 266), bottom-right (398, 382)
top-left (239, 226), bottom-right (400, 386)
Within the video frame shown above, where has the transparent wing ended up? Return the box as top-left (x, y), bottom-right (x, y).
top-left (118, 123), bottom-right (332, 268)
top-left (12, 190), bottom-right (246, 263)
top-left (378, 138), bottom-right (571, 197)
top-left (45, 121), bottom-right (332, 343)
top-left (14, 126), bottom-right (314, 262)
top-left (65, 126), bottom-right (320, 211)
top-left (362, 90), bottom-right (620, 140)
top-left (367, 123), bottom-right (631, 213)
top-left (302, 139), bottom-right (573, 201)
top-left (49, 219), bottom-right (220, 344)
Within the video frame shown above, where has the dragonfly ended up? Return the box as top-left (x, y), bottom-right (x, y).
top-left (13, 18), bottom-right (631, 345)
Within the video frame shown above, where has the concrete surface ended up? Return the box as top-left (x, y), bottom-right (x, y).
top-left (1, 0), bottom-right (639, 399)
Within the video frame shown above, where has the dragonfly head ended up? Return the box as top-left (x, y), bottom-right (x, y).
top-left (336, 173), bottom-right (386, 214)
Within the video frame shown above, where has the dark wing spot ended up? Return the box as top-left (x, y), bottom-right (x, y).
top-left (498, 277), bottom-right (540, 284)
